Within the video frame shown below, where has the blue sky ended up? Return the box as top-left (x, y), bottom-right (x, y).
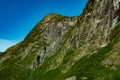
top-left (0, 0), bottom-right (88, 52)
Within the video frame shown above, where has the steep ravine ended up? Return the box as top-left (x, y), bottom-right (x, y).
top-left (0, 0), bottom-right (120, 80)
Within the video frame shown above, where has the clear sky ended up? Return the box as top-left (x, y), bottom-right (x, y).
top-left (0, 0), bottom-right (88, 52)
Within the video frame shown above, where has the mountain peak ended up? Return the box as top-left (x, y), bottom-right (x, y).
top-left (42, 13), bottom-right (62, 22)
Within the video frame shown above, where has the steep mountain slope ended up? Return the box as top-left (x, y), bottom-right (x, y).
top-left (0, 0), bottom-right (120, 80)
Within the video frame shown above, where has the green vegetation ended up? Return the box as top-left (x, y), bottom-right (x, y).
top-left (110, 23), bottom-right (120, 42)
top-left (0, 58), bottom-right (31, 80)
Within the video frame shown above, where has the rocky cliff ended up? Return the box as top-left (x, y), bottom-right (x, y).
top-left (0, 0), bottom-right (120, 80)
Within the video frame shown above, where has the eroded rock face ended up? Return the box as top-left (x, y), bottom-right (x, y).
top-left (0, 0), bottom-right (120, 80)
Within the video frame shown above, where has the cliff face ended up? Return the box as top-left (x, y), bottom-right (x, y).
top-left (0, 0), bottom-right (120, 80)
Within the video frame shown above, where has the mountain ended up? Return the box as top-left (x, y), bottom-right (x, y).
top-left (0, 0), bottom-right (120, 80)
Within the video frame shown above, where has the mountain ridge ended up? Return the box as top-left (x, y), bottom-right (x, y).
top-left (0, 0), bottom-right (120, 80)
